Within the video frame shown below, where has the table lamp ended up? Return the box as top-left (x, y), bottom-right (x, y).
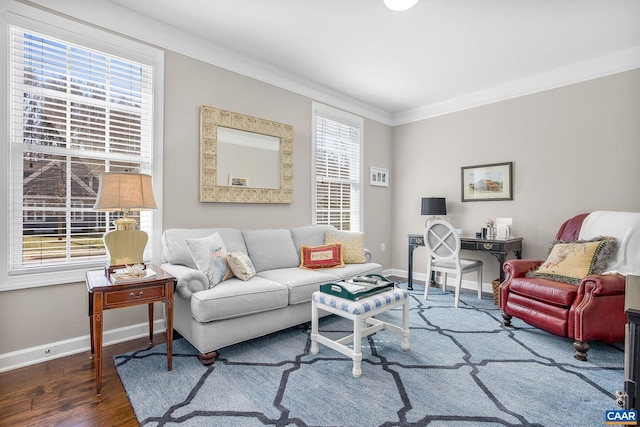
top-left (421, 197), bottom-right (447, 226)
top-left (93, 172), bottom-right (157, 274)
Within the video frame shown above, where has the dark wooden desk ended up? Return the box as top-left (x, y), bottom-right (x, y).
top-left (407, 234), bottom-right (523, 290)
top-left (86, 264), bottom-right (176, 395)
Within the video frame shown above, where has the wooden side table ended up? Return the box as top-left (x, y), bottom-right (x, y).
top-left (86, 264), bottom-right (176, 395)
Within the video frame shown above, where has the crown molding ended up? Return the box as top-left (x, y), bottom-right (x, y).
top-left (391, 47), bottom-right (640, 126)
top-left (14, 0), bottom-right (640, 128)
top-left (17, 0), bottom-right (392, 125)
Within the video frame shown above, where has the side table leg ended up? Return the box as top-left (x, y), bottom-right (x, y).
top-left (93, 312), bottom-right (103, 396)
top-left (88, 292), bottom-right (94, 358)
top-left (311, 300), bottom-right (319, 355)
top-left (352, 316), bottom-right (362, 377)
top-left (148, 302), bottom-right (154, 345)
top-left (165, 284), bottom-right (174, 371)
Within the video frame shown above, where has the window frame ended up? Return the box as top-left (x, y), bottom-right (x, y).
top-left (311, 102), bottom-right (364, 232)
top-left (0, 8), bottom-right (164, 291)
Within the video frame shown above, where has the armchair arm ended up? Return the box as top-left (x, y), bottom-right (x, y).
top-left (160, 263), bottom-right (208, 298)
top-left (576, 273), bottom-right (626, 298)
top-left (503, 259), bottom-right (544, 280)
top-left (570, 273), bottom-right (626, 343)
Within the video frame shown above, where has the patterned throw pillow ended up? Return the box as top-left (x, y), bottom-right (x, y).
top-left (299, 244), bottom-right (344, 269)
top-left (227, 251), bottom-right (257, 281)
top-left (529, 237), bottom-right (618, 284)
top-left (185, 233), bottom-right (234, 288)
top-left (324, 230), bottom-right (366, 264)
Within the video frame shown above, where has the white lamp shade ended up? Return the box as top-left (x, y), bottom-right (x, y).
top-left (384, 0), bottom-right (419, 11)
top-left (93, 172), bottom-right (157, 211)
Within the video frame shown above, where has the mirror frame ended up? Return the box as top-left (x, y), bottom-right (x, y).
top-left (200, 105), bottom-right (293, 203)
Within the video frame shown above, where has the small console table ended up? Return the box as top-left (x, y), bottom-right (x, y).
top-left (86, 264), bottom-right (176, 395)
top-left (407, 234), bottom-right (523, 290)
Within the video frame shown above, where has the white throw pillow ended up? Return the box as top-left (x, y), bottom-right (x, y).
top-left (185, 232), bottom-right (234, 287)
top-left (227, 251), bottom-right (256, 281)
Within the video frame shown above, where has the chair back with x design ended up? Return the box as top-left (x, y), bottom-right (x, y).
top-left (425, 220), bottom-right (460, 262)
top-left (423, 219), bottom-right (483, 307)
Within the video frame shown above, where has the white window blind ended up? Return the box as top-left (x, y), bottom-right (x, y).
top-left (313, 104), bottom-right (363, 231)
top-left (7, 25), bottom-right (154, 276)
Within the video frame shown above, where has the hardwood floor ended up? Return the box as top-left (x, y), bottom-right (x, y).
top-left (0, 277), bottom-right (414, 426)
top-left (0, 334), bottom-right (168, 426)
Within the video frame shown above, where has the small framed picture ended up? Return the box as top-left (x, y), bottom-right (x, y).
top-left (370, 167), bottom-right (389, 187)
top-left (228, 175), bottom-right (251, 187)
top-left (461, 162), bottom-right (513, 202)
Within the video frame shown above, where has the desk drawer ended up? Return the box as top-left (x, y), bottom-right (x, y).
top-left (104, 284), bottom-right (166, 307)
top-left (478, 242), bottom-right (502, 251)
top-left (461, 241), bottom-right (477, 250)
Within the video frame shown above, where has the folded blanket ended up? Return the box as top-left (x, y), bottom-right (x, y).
top-left (579, 210), bottom-right (640, 276)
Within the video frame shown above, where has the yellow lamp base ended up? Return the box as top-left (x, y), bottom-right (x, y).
top-left (103, 229), bottom-right (149, 268)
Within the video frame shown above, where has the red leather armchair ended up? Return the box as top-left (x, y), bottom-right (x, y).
top-left (499, 213), bottom-right (627, 361)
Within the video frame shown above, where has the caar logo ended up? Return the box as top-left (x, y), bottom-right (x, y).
top-left (605, 410), bottom-right (637, 425)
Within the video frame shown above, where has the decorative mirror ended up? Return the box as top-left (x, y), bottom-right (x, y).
top-left (200, 106), bottom-right (293, 203)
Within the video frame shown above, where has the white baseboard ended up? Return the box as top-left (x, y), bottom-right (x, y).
top-left (387, 269), bottom-right (496, 295)
top-left (0, 319), bottom-right (166, 373)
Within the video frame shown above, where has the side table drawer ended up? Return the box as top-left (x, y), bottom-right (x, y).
top-left (104, 284), bottom-right (166, 307)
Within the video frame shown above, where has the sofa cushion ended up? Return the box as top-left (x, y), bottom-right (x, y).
top-left (530, 238), bottom-right (618, 284)
top-left (162, 228), bottom-right (246, 268)
top-left (257, 268), bottom-right (339, 305)
top-left (185, 232), bottom-right (234, 287)
top-left (324, 229), bottom-right (366, 263)
top-left (190, 277), bottom-right (288, 322)
top-left (290, 225), bottom-right (335, 253)
top-left (227, 251), bottom-right (257, 281)
top-left (299, 244), bottom-right (344, 269)
top-left (242, 228), bottom-right (300, 272)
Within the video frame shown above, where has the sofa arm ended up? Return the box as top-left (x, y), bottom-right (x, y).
top-left (160, 263), bottom-right (208, 298)
top-left (503, 259), bottom-right (544, 280)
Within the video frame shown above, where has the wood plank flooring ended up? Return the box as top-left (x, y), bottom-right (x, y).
top-left (1, 277), bottom-right (414, 426)
top-left (0, 334), bottom-right (167, 426)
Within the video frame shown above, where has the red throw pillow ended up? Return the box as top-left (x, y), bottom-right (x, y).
top-left (299, 244), bottom-right (345, 269)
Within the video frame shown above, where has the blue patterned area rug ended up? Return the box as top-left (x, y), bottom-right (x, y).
top-left (115, 288), bottom-right (624, 426)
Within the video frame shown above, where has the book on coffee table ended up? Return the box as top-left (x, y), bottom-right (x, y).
top-left (320, 275), bottom-right (395, 301)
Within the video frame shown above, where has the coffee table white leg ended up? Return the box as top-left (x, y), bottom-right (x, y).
top-left (311, 299), bottom-right (319, 355)
top-left (401, 299), bottom-right (410, 350)
top-left (352, 315), bottom-right (362, 377)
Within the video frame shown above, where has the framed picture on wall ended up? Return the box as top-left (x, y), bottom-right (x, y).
top-left (229, 175), bottom-right (251, 187)
top-left (370, 167), bottom-right (389, 187)
top-left (461, 162), bottom-right (513, 201)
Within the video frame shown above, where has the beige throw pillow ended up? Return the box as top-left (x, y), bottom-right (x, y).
top-left (227, 251), bottom-right (257, 281)
top-left (324, 230), bottom-right (366, 264)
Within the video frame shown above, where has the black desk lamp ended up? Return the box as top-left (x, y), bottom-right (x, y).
top-left (421, 197), bottom-right (447, 226)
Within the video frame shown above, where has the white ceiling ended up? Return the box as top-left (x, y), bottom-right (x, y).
top-left (34, 0), bottom-right (640, 124)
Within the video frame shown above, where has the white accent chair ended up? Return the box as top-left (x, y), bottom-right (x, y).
top-left (424, 220), bottom-right (483, 307)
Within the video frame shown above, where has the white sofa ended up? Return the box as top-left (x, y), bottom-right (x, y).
top-left (160, 225), bottom-right (383, 364)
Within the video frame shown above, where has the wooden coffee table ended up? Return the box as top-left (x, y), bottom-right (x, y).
top-left (85, 264), bottom-right (176, 395)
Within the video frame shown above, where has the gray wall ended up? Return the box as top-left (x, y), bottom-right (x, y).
top-left (1, 47), bottom-right (638, 360)
top-left (392, 69), bottom-right (640, 282)
top-left (0, 50), bottom-right (394, 355)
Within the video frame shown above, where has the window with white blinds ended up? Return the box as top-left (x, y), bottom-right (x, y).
top-left (5, 23), bottom-right (156, 282)
top-left (312, 103), bottom-right (363, 231)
